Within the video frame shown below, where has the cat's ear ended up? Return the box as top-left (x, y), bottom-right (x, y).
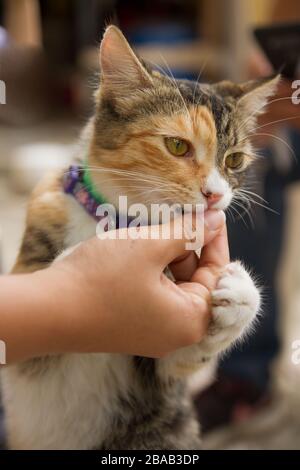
top-left (99, 25), bottom-right (153, 98)
top-left (213, 75), bottom-right (280, 117)
top-left (237, 75), bottom-right (280, 117)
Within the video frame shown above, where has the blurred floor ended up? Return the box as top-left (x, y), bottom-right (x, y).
top-left (0, 124), bottom-right (300, 448)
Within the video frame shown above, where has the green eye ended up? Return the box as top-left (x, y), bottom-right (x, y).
top-left (225, 152), bottom-right (245, 170)
top-left (165, 137), bottom-right (190, 157)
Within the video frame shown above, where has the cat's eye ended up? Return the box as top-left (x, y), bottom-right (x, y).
top-left (225, 152), bottom-right (245, 170)
top-left (165, 137), bottom-right (190, 157)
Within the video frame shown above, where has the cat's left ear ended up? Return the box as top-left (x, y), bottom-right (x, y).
top-left (237, 74), bottom-right (280, 117)
top-left (99, 25), bottom-right (153, 99)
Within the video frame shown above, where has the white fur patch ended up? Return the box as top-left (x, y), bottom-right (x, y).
top-left (36, 191), bottom-right (61, 205)
top-left (2, 354), bottom-right (132, 449)
top-left (201, 261), bottom-right (260, 354)
top-left (64, 194), bottom-right (98, 246)
top-left (159, 262), bottom-right (260, 379)
top-left (203, 169), bottom-right (232, 209)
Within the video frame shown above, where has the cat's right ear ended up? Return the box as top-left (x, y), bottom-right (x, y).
top-left (99, 25), bottom-right (153, 99)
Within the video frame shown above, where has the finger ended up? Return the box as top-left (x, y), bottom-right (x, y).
top-left (203, 210), bottom-right (226, 245)
top-left (169, 251), bottom-right (198, 281)
top-left (191, 224), bottom-right (230, 291)
top-left (169, 210), bottom-right (226, 281)
top-left (199, 223), bottom-right (230, 268)
top-left (155, 279), bottom-right (211, 349)
top-left (177, 282), bottom-right (211, 342)
top-left (150, 210), bottom-right (226, 268)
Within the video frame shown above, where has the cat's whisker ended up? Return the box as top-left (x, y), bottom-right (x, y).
top-left (90, 179), bottom-right (192, 197)
top-left (145, 59), bottom-right (172, 80)
top-left (234, 192), bottom-right (279, 215)
top-left (77, 165), bottom-right (171, 184)
top-left (231, 197), bottom-right (255, 228)
top-left (82, 166), bottom-right (182, 188)
top-left (87, 179), bottom-right (191, 195)
top-left (191, 61), bottom-right (207, 108)
top-left (225, 206), bottom-right (235, 224)
top-left (229, 202), bottom-right (250, 228)
top-left (254, 132), bottom-right (297, 163)
top-left (72, 165), bottom-right (196, 198)
top-left (238, 188), bottom-right (268, 204)
top-left (146, 58), bottom-right (199, 127)
top-left (237, 96), bottom-right (295, 134)
top-left (237, 187), bottom-right (266, 201)
top-left (88, 178), bottom-right (173, 192)
top-left (233, 191), bottom-right (255, 208)
top-left (250, 114), bottom-right (300, 133)
top-left (73, 180), bottom-right (190, 205)
top-left (158, 53), bottom-right (193, 126)
top-left (83, 174), bottom-right (194, 201)
top-left (237, 130), bottom-right (297, 164)
top-left (89, 183), bottom-right (192, 200)
top-left (76, 170), bottom-right (178, 190)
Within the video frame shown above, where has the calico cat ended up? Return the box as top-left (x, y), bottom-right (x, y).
top-left (1, 26), bottom-right (278, 450)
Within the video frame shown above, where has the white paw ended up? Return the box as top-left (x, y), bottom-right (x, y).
top-left (201, 261), bottom-right (260, 355)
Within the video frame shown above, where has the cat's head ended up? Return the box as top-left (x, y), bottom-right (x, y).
top-left (88, 25), bottom-right (279, 211)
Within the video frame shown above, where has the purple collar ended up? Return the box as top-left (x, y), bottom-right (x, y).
top-left (63, 165), bottom-right (133, 230)
top-left (63, 165), bottom-right (103, 219)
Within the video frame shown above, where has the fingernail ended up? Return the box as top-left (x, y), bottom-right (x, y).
top-left (204, 210), bottom-right (226, 231)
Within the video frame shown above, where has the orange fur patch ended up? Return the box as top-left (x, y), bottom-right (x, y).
top-left (89, 105), bottom-right (217, 207)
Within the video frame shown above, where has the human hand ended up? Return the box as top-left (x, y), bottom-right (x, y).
top-left (48, 210), bottom-right (227, 358)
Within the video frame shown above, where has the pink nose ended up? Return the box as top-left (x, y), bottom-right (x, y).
top-left (202, 191), bottom-right (223, 207)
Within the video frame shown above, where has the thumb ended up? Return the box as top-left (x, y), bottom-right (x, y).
top-left (167, 210), bottom-right (226, 281)
top-left (203, 210), bottom-right (226, 246)
top-left (151, 210), bottom-right (226, 269)
top-left (192, 223), bottom-right (230, 291)
top-left (199, 222), bottom-right (230, 268)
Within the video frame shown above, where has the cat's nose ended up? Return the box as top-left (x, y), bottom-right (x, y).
top-left (201, 190), bottom-right (223, 207)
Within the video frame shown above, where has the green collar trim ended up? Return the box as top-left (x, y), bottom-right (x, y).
top-left (82, 166), bottom-right (108, 205)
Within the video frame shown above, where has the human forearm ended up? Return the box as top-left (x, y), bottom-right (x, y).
top-left (0, 270), bottom-right (72, 363)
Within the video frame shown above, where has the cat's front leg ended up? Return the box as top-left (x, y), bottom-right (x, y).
top-left (158, 261), bottom-right (260, 378)
top-left (199, 261), bottom-right (260, 357)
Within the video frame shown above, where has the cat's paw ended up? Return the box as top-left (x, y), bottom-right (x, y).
top-left (153, 262), bottom-right (260, 380)
top-left (201, 261), bottom-right (260, 355)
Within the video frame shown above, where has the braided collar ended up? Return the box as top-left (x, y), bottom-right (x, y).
top-left (63, 165), bottom-right (132, 229)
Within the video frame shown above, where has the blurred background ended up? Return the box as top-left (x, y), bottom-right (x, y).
top-left (0, 0), bottom-right (300, 449)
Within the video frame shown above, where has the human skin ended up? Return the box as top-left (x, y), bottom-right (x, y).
top-left (0, 210), bottom-right (228, 364)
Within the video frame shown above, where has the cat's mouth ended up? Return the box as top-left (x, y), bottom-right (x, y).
top-left (201, 192), bottom-right (232, 211)
top-left (174, 191), bottom-right (232, 213)
top-left (171, 195), bottom-right (231, 217)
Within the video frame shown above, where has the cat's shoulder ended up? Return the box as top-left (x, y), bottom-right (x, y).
top-left (26, 170), bottom-right (69, 227)
top-left (12, 170), bottom-right (70, 273)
